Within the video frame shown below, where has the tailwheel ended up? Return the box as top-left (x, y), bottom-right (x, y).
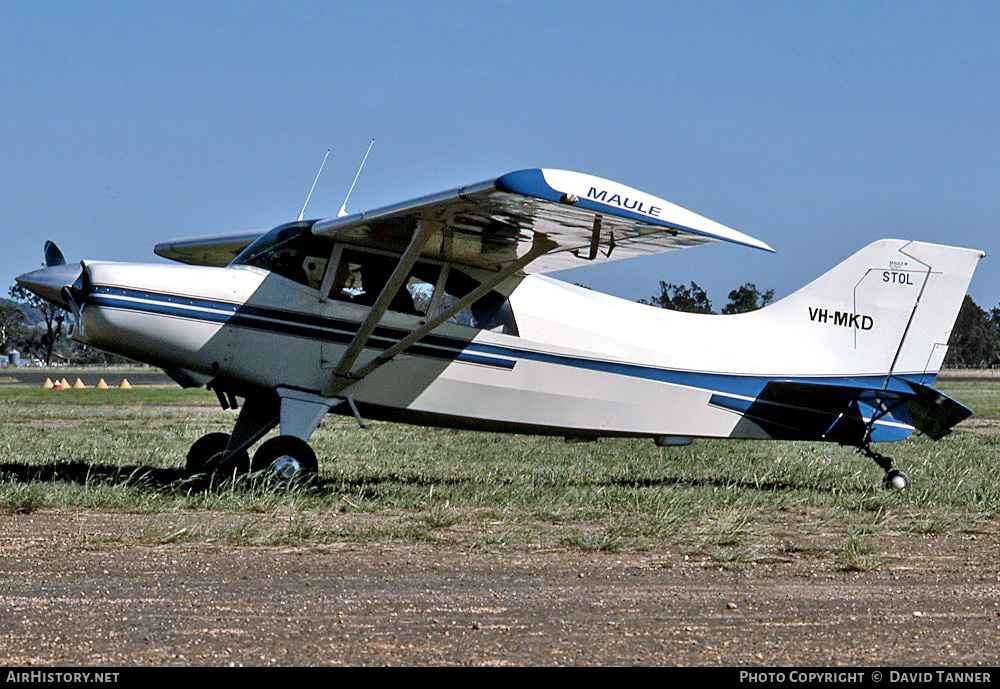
top-left (185, 432), bottom-right (250, 482)
top-left (883, 469), bottom-right (910, 491)
top-left (251, 435), bottom-right (318, 485)
top-left (856, 442), bottom-right (909, 491)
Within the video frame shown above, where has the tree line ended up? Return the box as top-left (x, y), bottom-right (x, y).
top-left (639, 281), bottom-right (774, 314)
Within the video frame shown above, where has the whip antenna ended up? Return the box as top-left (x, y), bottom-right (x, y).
top-left (298, 149), bottom-right (330, 222)
top-left (338, 138), bottom-right (375, 217)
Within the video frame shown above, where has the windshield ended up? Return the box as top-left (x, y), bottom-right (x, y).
top-left (230, 222), bottom-right (334, 290)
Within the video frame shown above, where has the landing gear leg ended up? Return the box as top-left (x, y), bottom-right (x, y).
top-left (857, 443), bottom-right (910, 491)
top-left (185, 387), bottom-right (340, 487)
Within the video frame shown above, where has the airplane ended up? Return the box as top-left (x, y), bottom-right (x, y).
top-left (16, 168), bottom-right (984, 490)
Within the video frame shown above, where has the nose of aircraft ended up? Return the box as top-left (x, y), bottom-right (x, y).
top-left (15, 263), bottom-right (85, 310)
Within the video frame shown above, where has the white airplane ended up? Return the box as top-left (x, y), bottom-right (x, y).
top-left (16, 168), bottom-right (983, 490)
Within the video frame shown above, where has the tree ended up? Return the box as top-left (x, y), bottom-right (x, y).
top-left (8, 285), bottom-right (66, 365)
top-left (639, 281), bottom-right (714, 314)
top-left (0, 302), bottom-right (25, 353)
top-left (721, 283), bottom-right (774, 314)
top-left (943, 295), bottom-right (1000, 368)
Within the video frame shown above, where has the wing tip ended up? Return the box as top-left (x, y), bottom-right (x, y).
top-left (738, 236), bottom-right (776, 253)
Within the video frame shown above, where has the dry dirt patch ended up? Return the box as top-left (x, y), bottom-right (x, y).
top-left (957, 417), bottom-right (1000, 435)
top-left (1, 510), bottom-right (998, 666)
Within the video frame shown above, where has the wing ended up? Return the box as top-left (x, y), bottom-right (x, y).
top-left (154, 169), bottom-right (773, 272)
top-left (312, 169), bottom-right (773, 274)
top-left (154, 231), bottom-right (265, 267)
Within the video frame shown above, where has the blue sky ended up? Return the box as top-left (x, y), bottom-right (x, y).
top-left (3, 1), bottom-right (998, 309)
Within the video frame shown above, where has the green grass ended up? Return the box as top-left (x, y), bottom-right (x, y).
top-left (938, 379), bottom-right (1000, 417)
top-left (1, 379), bottom-right (997, 554)
top-left (838, 526), bottom-right (888, 572)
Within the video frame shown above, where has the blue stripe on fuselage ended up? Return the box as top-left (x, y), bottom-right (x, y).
top-left (86, 285), bottom-right (927, 405)
top-left (88, 286), bottom-right (508, 368)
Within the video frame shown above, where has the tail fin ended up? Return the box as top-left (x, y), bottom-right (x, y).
top-left (757, 239), bottom-right (983, 382)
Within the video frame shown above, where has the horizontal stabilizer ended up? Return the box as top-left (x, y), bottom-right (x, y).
top-left (897, 380), bottom-right (973, 440)
top-left (711, 379), bottom-right (971, 443)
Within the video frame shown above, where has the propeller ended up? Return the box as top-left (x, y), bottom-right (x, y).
top-left (44, 240), bottom-right (66, 267)
top-left (16, 241), bottom-right (89, 337)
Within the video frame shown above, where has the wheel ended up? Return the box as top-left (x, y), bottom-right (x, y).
top-left (883, 469), bottom-right (910, 491)
top-left (251, 435), bottom-right (318, 485)
top-left (185, 432), bottom-right (250, 479)
top-left (186, 432), bottom-right (228, 475)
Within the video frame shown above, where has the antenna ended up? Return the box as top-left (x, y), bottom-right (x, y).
top-left (338, 138), bottom-right (375, 218)
top-left (298, 149), bottom-right (330, 222)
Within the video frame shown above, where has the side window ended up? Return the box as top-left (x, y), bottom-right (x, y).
top-left (329, 250), bottom-right (434, 316)
top-left (441, 270), bottom-right (519, 335)
top-left (327, 247), bottom-right (518, 335)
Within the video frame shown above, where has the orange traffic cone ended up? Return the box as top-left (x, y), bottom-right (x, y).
top-left (52, 379), bottom-right (62, 389)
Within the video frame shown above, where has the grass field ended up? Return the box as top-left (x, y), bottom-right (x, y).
top-left (1, 380), bottom-right (997, 561)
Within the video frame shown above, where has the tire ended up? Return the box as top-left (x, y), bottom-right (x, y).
top-left (185, 432), bottom-right (250, 479)
top-left (251, 435), bottom-right (319, 485)
top-left (883, 469), bottom-right (910, 491)
top-left (186, 433), bottom-right (229, 475)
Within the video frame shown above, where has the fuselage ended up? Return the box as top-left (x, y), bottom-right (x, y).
top-left (74, 259), bottom-right (923, 442)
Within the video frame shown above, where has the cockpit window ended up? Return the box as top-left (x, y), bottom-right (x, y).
top-left (230, 222), bottom-right (334, 290)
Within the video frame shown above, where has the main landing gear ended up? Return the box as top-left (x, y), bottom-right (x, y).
top-left (185, 386), bottom-right (354, 487)
top-left (186, 431), bottom-right (319, 486)
top-left (857, 442), bottom-right (910, 491)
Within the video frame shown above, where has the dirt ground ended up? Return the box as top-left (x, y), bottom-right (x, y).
top-left (1, 511), bottom-right (998, 666)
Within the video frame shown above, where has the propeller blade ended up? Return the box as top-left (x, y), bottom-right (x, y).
top-left (44, 241), bottom-right (66, 267)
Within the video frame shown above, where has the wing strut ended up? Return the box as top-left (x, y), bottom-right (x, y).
top-left (322, 233), bottom-right (557, 398)
top-left (329, 218), bottom-right (441, 382)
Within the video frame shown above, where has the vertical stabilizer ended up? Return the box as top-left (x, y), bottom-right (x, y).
top-left (751, 239), bottom-right (983, 381)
